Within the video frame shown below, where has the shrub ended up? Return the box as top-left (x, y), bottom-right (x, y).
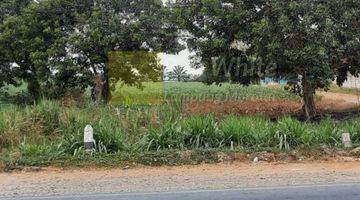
top-left (19, 142), bottom-right (65, 158)
top-left (92, 116), bottom-right (127, 153)
top-left (143, 122), bottom-right (185, 151)
top-left (27, 100), bottom-right (61, 136)
top-left (182, 115), bottom-right (223, 148)
top-left (0, 105), bottom-right (24, 148)
top-left (311, 119), bottom-right (340, 147)
top-left (340, 117), bottom-right (360, 145)
top-left (275, 117), bottom-right (313, 149)
top-left (220, 116), bottom-right (273, 148)
top-left (220, 116), bottom-right (257, 148)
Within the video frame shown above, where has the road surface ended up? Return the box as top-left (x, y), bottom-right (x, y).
top-left (1, 161), bottom-right (360, 199)
top-left (1, 183), bottom-right (360, 200)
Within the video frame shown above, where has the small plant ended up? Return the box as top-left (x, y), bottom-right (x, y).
top-left (92, 116), bottom-right (127, 153)
top-left (182, 115), bottom-right (223, 148)
top-left (18, 139), bottom-right (66, 163)
top-left (275, 117), bottom-right (312, 149)
top-left (143, 122), bottom-right (185, 151)
top-left (220, 116), bottom-right (257, 148)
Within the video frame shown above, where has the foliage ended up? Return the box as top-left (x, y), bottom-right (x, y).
top-left (2, 99), bottom-right (360, 166)
top-left (182, 115), bottom-right (223, 148)
top-left (111, 82), bottom-right (300, 105)
top-left (220, 116), bottom-right (271, 148)
top-left (143, 121), bottom-right (185, 150)
top-left (173, 0), bottom-right (360, 119)
top-left (69, 0), bottom-right (182, 103)
top-left (248, 0), bottom-right (360, 118)
top-left (0, 0), bottom-right (88, 100)
top-left (0, 0), bottom-right (182, 103)
top-left (166, 65), bottom-right (190, 82)
top-left (173, 0), bottom-right (266, 85)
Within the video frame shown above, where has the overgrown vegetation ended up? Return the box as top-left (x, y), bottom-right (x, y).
top-left (1, 98), bottom-right (359, 168)
top-left (328, 85), bottom-right (360, 95)
top-left (112, 82), bottom-right (300, 105)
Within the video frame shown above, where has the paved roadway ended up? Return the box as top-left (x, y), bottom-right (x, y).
top-left (2, 183), bottom-right (360, 200)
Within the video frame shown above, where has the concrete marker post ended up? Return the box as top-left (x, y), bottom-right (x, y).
top-left (342, 133), bottom-right (352, 148)
top-left (84, 125), bottom-right (95, 151)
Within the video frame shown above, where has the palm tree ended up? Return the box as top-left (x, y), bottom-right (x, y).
top-left (166, 65), bottom-right (190, 82)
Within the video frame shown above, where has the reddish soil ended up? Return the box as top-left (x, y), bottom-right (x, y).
top-left (183, 92), bottom-right (360, 118)
top-left (184, 100), bottom-right (302, 118)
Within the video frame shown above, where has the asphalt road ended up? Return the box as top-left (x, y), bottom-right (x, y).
top-left (2, 183), bottom-right (360, 200)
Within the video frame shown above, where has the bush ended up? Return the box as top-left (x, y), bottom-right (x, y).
top-left (0, 105), bottom-right (24, 148)
top-left (19, 142), bottom-right (65, 158)
top-left (340, 117), bottom-right (360, 145)
top-left (26, 100), bottom-right (61, 136)
top-left (182, 115), bottom-right (223, 148)
top-left (92, 115), bottom-right (127, 153)
top-left (311, 119), bottom-right (340, 147)
top-left (275, 117), bottom-right (313, 149)
top-left (143, 122), bottom-right (185, 151)
top-left (220, 116), bottom-right (273, 148)
top-left (2, 99), bottom-right (360, 159)
top-left (220, 116), bottom-right (258, 148)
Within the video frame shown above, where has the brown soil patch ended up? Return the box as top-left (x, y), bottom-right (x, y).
top-left (183, 100), bottom-right (302, 118)
top-left (317, 91), bottom-right (360, 111)
top-left (183, 92), bottom-right (360, 118)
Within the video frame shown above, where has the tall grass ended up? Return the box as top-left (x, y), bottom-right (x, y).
top-left (111, 82), bottom-right (300, 105)
top-left (220, 116), bottom-right (273, 148)
top-left (0, 105), bottom-right (24, 148)
top-left (1, 101), bottom-right (360, 158)
top-left (143, 121), bottom-right (185, 150)
top-left (182, 115), bottom-right (223, 149)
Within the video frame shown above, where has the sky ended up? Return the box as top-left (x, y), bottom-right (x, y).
top-left (159, 50), bottom-right (204, 75)
top-left (158, 0), bottom-right (204, 75)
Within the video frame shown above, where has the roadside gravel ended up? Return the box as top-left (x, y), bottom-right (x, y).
top-left (1, 161), bottom-right (360, 198)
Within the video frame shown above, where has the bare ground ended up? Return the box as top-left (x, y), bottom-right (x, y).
top-left (317, 91), bottom-right (360, 111)
top-left (1, 160), bottom-right (360, 198)
top-left (183, 92), bottom-right (360, 118)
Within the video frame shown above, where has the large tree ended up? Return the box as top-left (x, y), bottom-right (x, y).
top-left (0, 0), bottom-right (32, 22)
top-left (166, 65), bottom-right (190, 82)
top-left (172, 0), bottom-right (263, 85)
top-left (70, 0), bottom-right (183, 103)
top-left (0, 0), bottom-right (89, 101)
top-left (0, 0), bottom-right (32, 89)
top-left (249, 0), bottom-right (360, 119)
top-left (175, 0), bottom-right (359, 119)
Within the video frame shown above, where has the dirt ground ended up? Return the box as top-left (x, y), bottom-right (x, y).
top-left (1, 160), bottom-right (360, 198)
top-left (184, 92), bottom-right (360, 118)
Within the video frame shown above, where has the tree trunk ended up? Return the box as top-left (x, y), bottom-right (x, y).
top-left (101, 68), bottom-right (110, 104)
top-left (302, 74), bottom-right (316, 120)
top-left (27, 79), bottom-right (41, 103)
top-left (91, 66), bottom-right (98, 102)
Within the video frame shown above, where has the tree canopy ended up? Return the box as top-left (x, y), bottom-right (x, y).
top-left (68, 0), bottom-right (183, 102)
top-left (173, 0), bottom-right (360, 119)
top-left (166, 65), bottom-right (190, 82)
top-left (172, 0), bottom-right (263, 85)
top-left (0, 0), bottom-right (359, 119)
top-left (248, 0), bottom-right (360, 118)
top-left (0, 0), bottom-right (182, 102)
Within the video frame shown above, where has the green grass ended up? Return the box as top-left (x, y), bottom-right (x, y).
top-left (1, 101), bottom-right (359, 156)
top-left (0, 82), bottom-right (359, 169)
top-left (111, 82), bottom-right (300, 105)
top-left (328, 84), bottom-right (360, 95)
top-left (0, 82), bottom-right (28, 96)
